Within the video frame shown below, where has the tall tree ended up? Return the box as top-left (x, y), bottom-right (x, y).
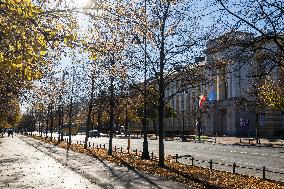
top-left (215, 0), bottom-right (284, 76)
top-left (130, 0), bottom-right (203, 167)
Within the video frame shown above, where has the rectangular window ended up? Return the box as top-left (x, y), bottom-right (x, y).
top-left (260, 113), bottom-right (265, 127)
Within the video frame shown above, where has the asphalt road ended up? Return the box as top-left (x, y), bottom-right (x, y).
top-left (39, 132), bottom-right (284, 182)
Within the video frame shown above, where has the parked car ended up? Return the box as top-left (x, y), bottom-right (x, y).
top-left (89, 130), bottom-right (100, 138)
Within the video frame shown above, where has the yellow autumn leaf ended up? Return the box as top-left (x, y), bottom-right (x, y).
top-left (12, 63), bottom-right (22, 69)
top-left (90, 53), bottom-right (97, 61)
top-left (40, 50), bottom-right (47, 56)
top-left (0, 52), bottom-right (4, 61)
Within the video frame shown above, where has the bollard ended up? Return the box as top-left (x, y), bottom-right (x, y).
top-left (233, 162), bottom-right (236, 174)
top-left (209, 159), bottom-right (213, 170)
top-left (77, 141), bottom-right (78, 144)
top-left (93, 143), bottom-right (94, 148)
top-left (191, 157), bottom-right (194, 166)
top-left (80, 141), bottom-right (81, 145)
top-left (240, 139), bottom-right (242, 143)
top-left (214, 138), bottom-right (216, 143)
top-left (151, 152), bottom-right (154, 160)
top-left (263, 166), bottom-right (266, 179)
top-left (89, 142), bottom-right (91, 147)
top-left (114, 146), bottom-right (117, 152)
top-left (100, 144), bottom-right (101, 148)
top-left (176, 154), bottom-right (178, 163)
top-left (135, 149), bottom-right (137, 156)
top-left (103, 144), bottom-right (105, 149)
top-left (120, 147), bottom-right (123, 153)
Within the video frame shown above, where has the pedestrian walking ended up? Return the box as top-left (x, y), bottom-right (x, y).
top-left (7, 129), bottom-right (13, 138)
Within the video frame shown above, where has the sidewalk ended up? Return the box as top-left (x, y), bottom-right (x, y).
top-left (0, 135), bottom-right (192, 189)
top-left (211, 136), bottom-right (284, 147)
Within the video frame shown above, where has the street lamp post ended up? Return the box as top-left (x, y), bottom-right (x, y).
top-left (68, 66), bottom-right (75, 146)
top-left (131, 2), bottom-right (150, 159)
top-left (141, 0), bottom-right (150, 160)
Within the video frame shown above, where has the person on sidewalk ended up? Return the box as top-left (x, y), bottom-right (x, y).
top-left (7, 129), bottom-right (13, 138)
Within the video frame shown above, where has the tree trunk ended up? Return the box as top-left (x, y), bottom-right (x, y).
top-left (84, 103), bottom-right (92, 149)
top-left (39, 121), bottom-right (42, 137)
top-left (153, 119), bottom-right (157, 136)
top-left (57, 107), bottom-right (61, 143)
top-left (256, 112), bottom-right (260, 144)
top-left (125, 104), bottom-right (128, 131)
top-left (45, 109), bottom-right (49, 139)
top-left (60, 105), bottom-right (64, 141)
top-left (68, 97), bottom-right (73, 146)
top-left (158, 41), bottom-right (166, 166)
top-left (84, 74), bottom-right (95, 149)
top-left (158, 13), bottom-right (166, 167)
top-left (50, 109), bottom-right (53, 140)
top-left (91, 111), bottom-right (95, 130)
top-left (108, 56), bottom-right (115, 155)
top-left (97, 111), bottom-right (101, 131)
top-left (158, 93), bottom-right (165, 167)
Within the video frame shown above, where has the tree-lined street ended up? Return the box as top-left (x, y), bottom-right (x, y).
top-left (1, 0), bottom-right (284, 188)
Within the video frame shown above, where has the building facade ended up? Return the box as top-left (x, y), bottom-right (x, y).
top-left (160, 31), bottom-right (284, 137)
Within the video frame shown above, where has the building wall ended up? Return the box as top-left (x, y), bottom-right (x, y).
top-left (131, 31), bottom-right (284, 137)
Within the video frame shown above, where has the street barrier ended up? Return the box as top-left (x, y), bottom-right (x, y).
top-left (173, 153), bottom-right (284, 181)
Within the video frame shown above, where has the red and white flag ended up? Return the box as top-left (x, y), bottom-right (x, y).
top-left (199, 95), bottom-right (206, 107)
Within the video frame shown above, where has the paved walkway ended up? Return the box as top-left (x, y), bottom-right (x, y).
top-left (211, 136), bottom-right (284, 146)
top-left (0, 135), bottom-right (193, 189)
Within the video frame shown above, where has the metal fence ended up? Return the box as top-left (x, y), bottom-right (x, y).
top-left (174, 153), bottom-right (284, 182)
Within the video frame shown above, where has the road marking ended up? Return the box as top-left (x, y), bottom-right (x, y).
top-left (251, 153), bottom-right (258, 155)
top-left (261, 154), bottom-right (268, 156)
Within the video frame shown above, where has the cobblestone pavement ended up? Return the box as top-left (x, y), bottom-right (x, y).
top-left (0, 135), bottom-right (193, 189)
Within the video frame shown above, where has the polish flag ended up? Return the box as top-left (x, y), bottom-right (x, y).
top-left (199, 95), bottom-right (206, 107)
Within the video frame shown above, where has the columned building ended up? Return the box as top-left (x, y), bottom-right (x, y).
top-left (161, 31), bottom-right (284, 137)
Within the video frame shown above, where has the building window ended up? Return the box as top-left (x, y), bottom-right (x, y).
top-left (260, 113), bottom-right (265, 127)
